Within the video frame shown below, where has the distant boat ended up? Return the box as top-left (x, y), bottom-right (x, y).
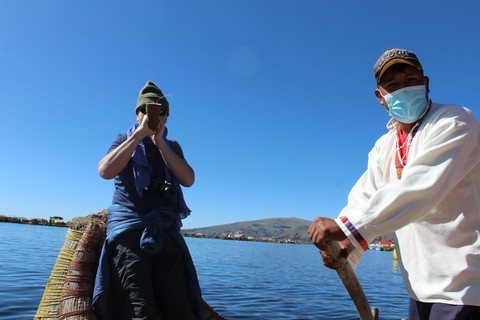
top-left (284, 239), bottom-right (296, 244)
top-left (369, 243), bottom-right (383, 251)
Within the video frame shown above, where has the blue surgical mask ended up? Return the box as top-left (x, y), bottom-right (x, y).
top-left (381, 85), bottom-right (428, 124)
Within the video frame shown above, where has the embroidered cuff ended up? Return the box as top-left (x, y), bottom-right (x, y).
top-left (340, 216), bottom-right (369, 251)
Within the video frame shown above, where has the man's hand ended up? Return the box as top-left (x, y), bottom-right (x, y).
top-left (308, 217), bottom-right (354, 270)
top-left (138, 114), bottom-right (156, 138)
top-left (320, 238), bottom-right (354, 270)
top-left (151, 114), bottom-right (168, 145)
top-left (308, 217), bottom-right (346, 251)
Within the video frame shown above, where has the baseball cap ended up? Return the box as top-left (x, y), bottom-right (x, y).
top-left (374, 48), bottom-right (423, 84)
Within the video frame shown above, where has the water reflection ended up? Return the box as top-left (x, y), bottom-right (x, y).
top-left (188, 238), bottom-right (410, 319)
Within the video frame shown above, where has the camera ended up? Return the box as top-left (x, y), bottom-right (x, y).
top-left (147, 177), bottom-right (175, 199)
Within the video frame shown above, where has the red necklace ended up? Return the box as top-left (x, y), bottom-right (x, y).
top-left (395, 121), bottom-right (422, 180)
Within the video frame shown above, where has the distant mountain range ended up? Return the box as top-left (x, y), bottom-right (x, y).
top-left (181, 217), bottom-right (314, 243)
top-left (181, 217), bottom-right (395, 245)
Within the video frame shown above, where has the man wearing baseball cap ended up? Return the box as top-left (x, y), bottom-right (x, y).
top-left (309, 48), bottom-right (480, 319)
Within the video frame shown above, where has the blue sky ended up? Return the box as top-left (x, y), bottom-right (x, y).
top-left (1, 1), bottom-right (479, 229)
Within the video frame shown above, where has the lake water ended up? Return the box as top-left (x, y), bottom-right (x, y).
top-left (0, 223), bottom-right (409, 319)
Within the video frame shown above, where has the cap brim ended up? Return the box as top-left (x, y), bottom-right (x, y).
top-left (377, 59), bottom-right (421, 84)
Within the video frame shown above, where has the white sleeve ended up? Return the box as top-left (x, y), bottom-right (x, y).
top-left (334, 147), bottom-right (385, 269)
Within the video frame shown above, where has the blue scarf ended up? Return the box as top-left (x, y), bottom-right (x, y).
top-left (126, 123), bottom-right (191, 219)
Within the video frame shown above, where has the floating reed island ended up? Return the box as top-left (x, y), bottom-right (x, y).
top-left (34, 209), bottom-right (227, 320)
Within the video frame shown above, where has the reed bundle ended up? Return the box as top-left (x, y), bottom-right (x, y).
top-left (34, 228), bottom-right (84, 320)
top-left (34, 210), bottom-right (107, 320)
top-left (58, 221), bottom-right (106, 319)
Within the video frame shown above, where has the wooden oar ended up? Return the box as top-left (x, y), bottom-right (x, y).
top-left (326, 241), bottom-right (379, 320)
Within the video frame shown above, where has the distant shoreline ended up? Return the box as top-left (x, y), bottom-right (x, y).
top-left (0, 216), bottom-right (68, 227)
top-left (182, 232), bottom-right (308, 244)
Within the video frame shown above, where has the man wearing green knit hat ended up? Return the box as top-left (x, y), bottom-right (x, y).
top-left (94, 81), bottom-right (202, 320)
top-left (135, 81), bottom-right (170, 116)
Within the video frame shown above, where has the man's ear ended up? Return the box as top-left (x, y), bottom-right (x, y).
top-left (424, 76), bottom-right (430, 94)
top-left (375, 88), bottom-right (389, 112)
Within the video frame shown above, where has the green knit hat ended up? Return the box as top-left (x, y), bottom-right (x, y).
top-left (135, 81), bottom-right (170, 115)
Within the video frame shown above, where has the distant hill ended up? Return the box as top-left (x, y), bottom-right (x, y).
top-left (182, 217), bottom-right (313, 242)
top-left (272, 225), bottom-right (312, 243)
top-left (182, 217), bottom-right (395, 245)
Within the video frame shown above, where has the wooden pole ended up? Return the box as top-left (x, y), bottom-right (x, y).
top-left (326, 241), bottom-right (378, 320)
